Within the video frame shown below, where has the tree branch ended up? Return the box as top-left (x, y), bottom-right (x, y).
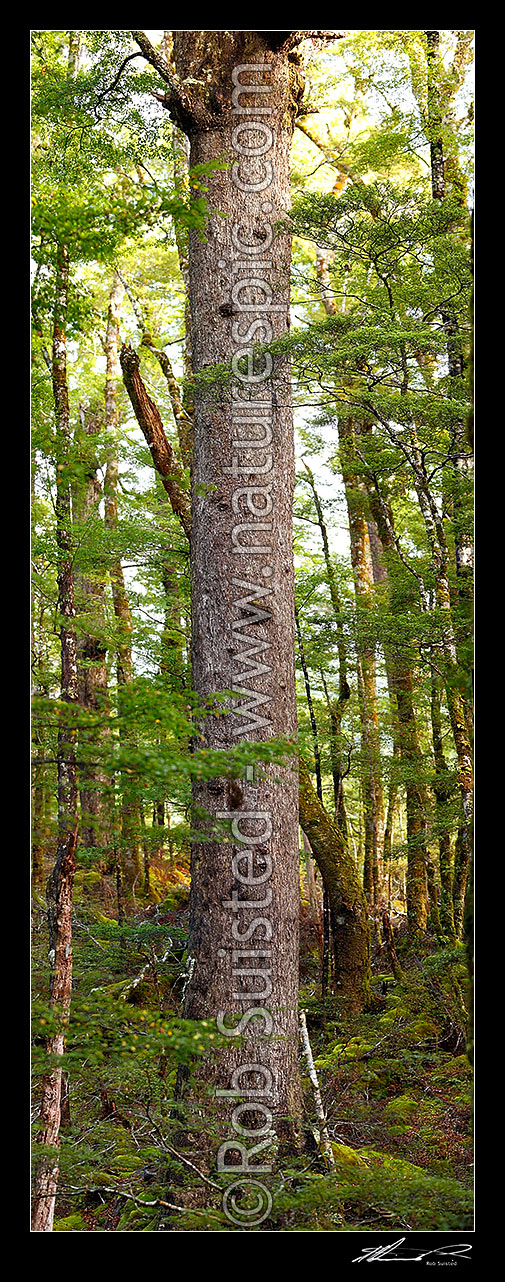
top-left (130, 29), bottom-right (196, 121)
top-left (93, 52), bottom-right (144, 117)
top-left (120, 344), bottom-right (191, 538)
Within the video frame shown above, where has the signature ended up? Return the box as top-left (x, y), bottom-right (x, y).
top-left (352, 1239), bottom-right (472, 1263)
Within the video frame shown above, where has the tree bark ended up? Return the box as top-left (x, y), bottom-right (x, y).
top-left (430, 669), bottom-right (457, 940)
top-left (453, 825), bottom-right (470, 940)
top-left (32, 241), bottom-right (79, 1232)
top-left (409, 442), bottom-right (473, 919)
top-left (298, 757), bottom-right (371, 1010)
top-left (301, 464), bottom-right (351, 843)
top-left (381, 908), bottom-right (403, 983)
top-left (120, 343), bottom-right (191, 538)
top-left (159, 31), bottom-right (307, 1140)
top-left (309, 249), bottom-right (385, 920)
top-left (73, 404), bottom-right (110, 852)
top-left (366, 495), bottom-right (429, 936)
top-left (383, 740), bottom-right (399, 902)
top-left (425, 29), bottom-right (474, 666)
top-left (295, 608), bottom-right (331, 997)
top-left (104, 274), bottom-right (143, 896)
top-left (302, 831), bottom-right (323, 949)
top-left (338, 418), bottom-right (384, 917)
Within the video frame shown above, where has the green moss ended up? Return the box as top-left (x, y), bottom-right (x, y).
top-left (125, 980), bottom-right (151, 1006)
top-left (337, 1148), bottom-right (473, 1230)
top-left (54, 1213), bottom-right (87, 1231)
top-left (159, 883), bottom-right (190, 911)
top-left (269, 1149), bottom-right (472, 1231)
top-left (117, 1205), bottom-right (157, 1231)
top-left (409, 1015), bottom-right (439, 1038)
top-left (431, 1054), bottom-right (472, 1085)
top-left (384, 1093), bottom-right (419, 1122)
top-left (331, 1142), bottom-right (369, 1168)
top-left (112, 1153), bottom-right (145, 1171)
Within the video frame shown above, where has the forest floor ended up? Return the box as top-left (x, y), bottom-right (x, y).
top-left (31, 852), bottom-right (473, 1231)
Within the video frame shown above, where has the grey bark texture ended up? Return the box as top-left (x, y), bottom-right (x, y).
top-left (166, 32), bottom-right (306, 1137)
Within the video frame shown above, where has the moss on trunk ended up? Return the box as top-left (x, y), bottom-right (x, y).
top-left (298, 758), bottom-right (371, 1010)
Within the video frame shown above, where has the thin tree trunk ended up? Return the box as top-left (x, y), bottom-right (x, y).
top-left (310, 259), bottom-right (384, 916)
top-left (425, 29), bottom-right (473, 700)
top-left (453, 826), bottom-right (470, 940)
top-left (383, 740), bottom-right (399, 907)
top-left (381, 908), bottom-right (403, 983)
top-left (152, 486), bottom-right (187, 851)
top-left (430, 669), bottom-right (457, 940)
top-left (73, 404), bottom-right (110, 852)
top-left (294, 607), bottom-right (330, 997)
top-left (302, 831), bottom-right (323, 949)
top-left (366, 497), bottom-right (429, 936)
top-left (426, 850), bottom-right (442, 937)
top-left (301, 464), bottom-right (351, 849)
top-left (32, 605), bottom-right (52, 886)
top-left (170, 116), bottom-right (194, 453)
top-left (295, 603), bottom-right (323, 802)
top-left (409, 443), bottom-right (473, 916)
top-left (320, 670), bottom-right (349, 837)
top-left (120, 345), bottom-right (191, 538)
top-left (299, 1011), bottom-right (335, 1166)
top-left (104, 274), bottom-right (143, 896)
top-left (337, 418), bottom-right (384, 919)
top-left (299, 758), bottom-right (371, 1010)
top-left (300, 449), bottom-right (352, 997)
top-left (32, 753), bottom-right (49, 888)
top-left (32, 235), bottom-right (79, 1231)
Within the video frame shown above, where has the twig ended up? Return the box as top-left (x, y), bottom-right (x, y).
top-left (299, 1010), bottom-right (335, 1167)
top-left (89, 946), bottom-right (171, 997)
top-left (160, 1139), bottom-right (220, 1191)
top-left (65, 1184), bottom-right (205, 1214)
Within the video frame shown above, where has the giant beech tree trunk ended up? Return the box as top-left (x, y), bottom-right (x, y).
top-left (182, 32), bottom-right (303, 1140)
top-left (132, 29), bottom-right (311, 1143)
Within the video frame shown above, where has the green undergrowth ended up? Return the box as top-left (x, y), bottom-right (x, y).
top-left (296, 942), bottom-right (473, 1227)
top-left (33, 880), bottom-right (472, 1232)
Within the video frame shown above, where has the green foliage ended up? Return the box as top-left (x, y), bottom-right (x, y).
top-left (31, 28), bottom-right (473, 1232)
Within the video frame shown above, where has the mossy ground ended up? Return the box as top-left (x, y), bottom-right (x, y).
top-left (32, 855), bottom-right (472, 1231)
